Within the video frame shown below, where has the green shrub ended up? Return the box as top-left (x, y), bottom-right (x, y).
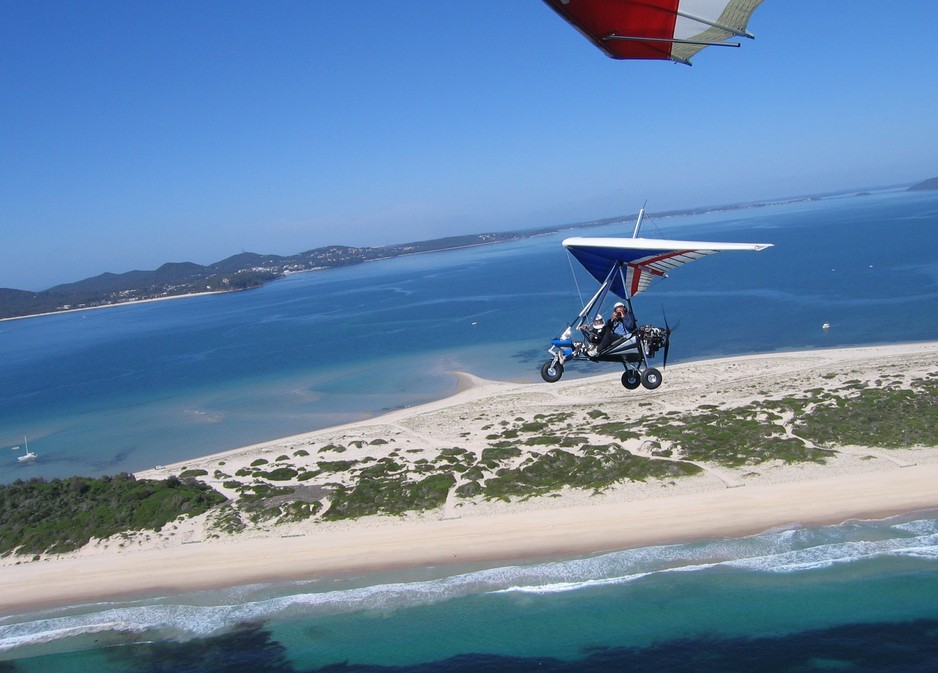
top-left (324, 473), bottom-right (455, 520)
top-left (316, 460), bottom-right (358, 473)
top-left (455, 481), bottom-right (482, 498)
top-left (258, 468), bottom-right (299, 482)
top-left (0, 475), bottom-right (225, 556)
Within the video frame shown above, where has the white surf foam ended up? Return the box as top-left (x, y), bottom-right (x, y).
top-left (3, 514), bottom-right (937, 652)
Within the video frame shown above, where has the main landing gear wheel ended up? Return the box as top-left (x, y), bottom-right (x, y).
top-left (540, 360), bottom-right (564, 383)
top-left (641, 367), bottom-right (662, 390)
top-left (621, 370), bottom-right (641, 389)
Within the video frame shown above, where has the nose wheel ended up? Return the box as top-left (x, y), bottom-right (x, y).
top-left (540, 360), bottom-right (564, 383)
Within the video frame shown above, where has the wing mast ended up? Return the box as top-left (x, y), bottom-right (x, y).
top-left (631, 205), bottom-right (646, 238)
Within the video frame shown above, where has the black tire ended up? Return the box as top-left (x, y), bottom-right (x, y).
top-left (540, 360), bottom-right (564, 383)
top-left (641, 367), bottom-right (662, 390)
top-left (621, 370), bottom-right (641, 389)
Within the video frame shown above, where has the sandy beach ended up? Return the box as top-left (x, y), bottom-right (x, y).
top-left (2, 342), bottom-right (937, 616)
top-left (0, 289), bottom-right (226, 323)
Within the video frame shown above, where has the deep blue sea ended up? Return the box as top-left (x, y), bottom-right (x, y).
top-left (2, 189), bottom-right (938, 670)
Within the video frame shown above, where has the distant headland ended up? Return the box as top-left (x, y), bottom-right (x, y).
top-left (0, 184), bottom-right (924, 320)
top-left (908, 177), bottom-right (938, 191)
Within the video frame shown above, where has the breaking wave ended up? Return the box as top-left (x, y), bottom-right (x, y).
top-left (2, 512), bottom-right (937, 654)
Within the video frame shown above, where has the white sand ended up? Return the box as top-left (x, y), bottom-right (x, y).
top-left (2, 342), bottom-right (937, 615)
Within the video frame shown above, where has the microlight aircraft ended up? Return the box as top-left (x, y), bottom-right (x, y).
top-left (541, 209), bottom-right (772, 388)
top-left (542, 0), bottom-right (763, 65)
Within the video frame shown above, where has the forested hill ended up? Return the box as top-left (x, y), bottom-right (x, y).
top-left (4, 185), bottom-right (919, 320)
top-left (0, 232), bottom-right (551, 320)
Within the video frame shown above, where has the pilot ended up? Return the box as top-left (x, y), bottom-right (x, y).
top-left (592, 302), bottom-right (636, 355)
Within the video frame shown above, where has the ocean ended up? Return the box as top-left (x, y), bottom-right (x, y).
top-left (3, 512), bottom-right (938, 671)
top-left (1, 189), bottom-right (938, 669)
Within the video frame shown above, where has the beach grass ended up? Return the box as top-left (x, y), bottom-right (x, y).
top-left (133, 351), bottom-right (937, 530)
top-left (3, 345), bottom-right (937, 559)
top-left (787, 375), bottom-right (938, 449)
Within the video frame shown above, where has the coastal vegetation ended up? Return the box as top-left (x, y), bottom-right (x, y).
top-left (193, 370), bottom-right (936, 529)
top-left (2, 365), bottom-right (935, 557)
top-left (0, 474), bottom-right (225, 556)
top-left (479, 445), bottom-right (701, 501)
top-left (787, 375), bottom-right (938, 448)
top-left (645, 405), bottom-right (831, 467)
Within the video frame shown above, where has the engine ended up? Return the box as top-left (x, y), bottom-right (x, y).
top-left (637, 324), bottom-right (668, 357)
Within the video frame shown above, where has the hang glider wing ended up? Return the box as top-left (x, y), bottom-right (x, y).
top-left (563, 236), bottom-right (772, 298)
top-left (543, 0), bottom-right (764, 65)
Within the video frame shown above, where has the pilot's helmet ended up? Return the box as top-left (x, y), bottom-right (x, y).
top-left (613, 302), bottom-right (625, 310)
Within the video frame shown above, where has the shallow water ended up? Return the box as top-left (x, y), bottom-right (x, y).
top-left (3, 189), bottom-right (937, 480)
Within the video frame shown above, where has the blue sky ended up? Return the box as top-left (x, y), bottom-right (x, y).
top-left (2, 1), bottom-right (937, 291)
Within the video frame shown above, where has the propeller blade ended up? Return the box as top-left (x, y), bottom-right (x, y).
top-left (661, 309), bottom-right (672, 368)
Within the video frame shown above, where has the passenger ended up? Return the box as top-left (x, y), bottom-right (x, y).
top-left (578, 314), bottom-right (605, 353)
top-left (592, 302), bottom-right (636, 355)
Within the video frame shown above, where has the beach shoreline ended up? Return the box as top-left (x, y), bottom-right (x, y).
top-left (2, 341), bottom-right (937, 616)
top-left (0, 289), bottom-right (228, 323)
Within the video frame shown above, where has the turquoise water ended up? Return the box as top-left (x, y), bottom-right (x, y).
top-left (3, 189), bottom-right (938, 480)
top-left (1, 190), bottom-right (938, 668)
top-left (2, 512), bottom-right (938, 670)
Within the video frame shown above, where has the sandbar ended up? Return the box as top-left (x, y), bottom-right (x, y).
top-left (2, 342), bottom-right (937, 615)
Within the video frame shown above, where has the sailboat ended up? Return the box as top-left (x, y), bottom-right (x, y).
top-left (16, 436), bottom-right (37, 463)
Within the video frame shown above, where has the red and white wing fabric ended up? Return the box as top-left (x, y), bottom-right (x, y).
top-left (543, 0), bottom-right (763, 65)
top-left (563, 236), bottom-right (772, 298)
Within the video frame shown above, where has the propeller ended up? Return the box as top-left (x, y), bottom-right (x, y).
top-left (662, 310), bottom-right (675, 369)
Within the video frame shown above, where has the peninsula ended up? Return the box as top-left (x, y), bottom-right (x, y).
top-left (0, 234), bottom-right (527, 320)
top-left (0, 188), bottom-right (891, 320)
